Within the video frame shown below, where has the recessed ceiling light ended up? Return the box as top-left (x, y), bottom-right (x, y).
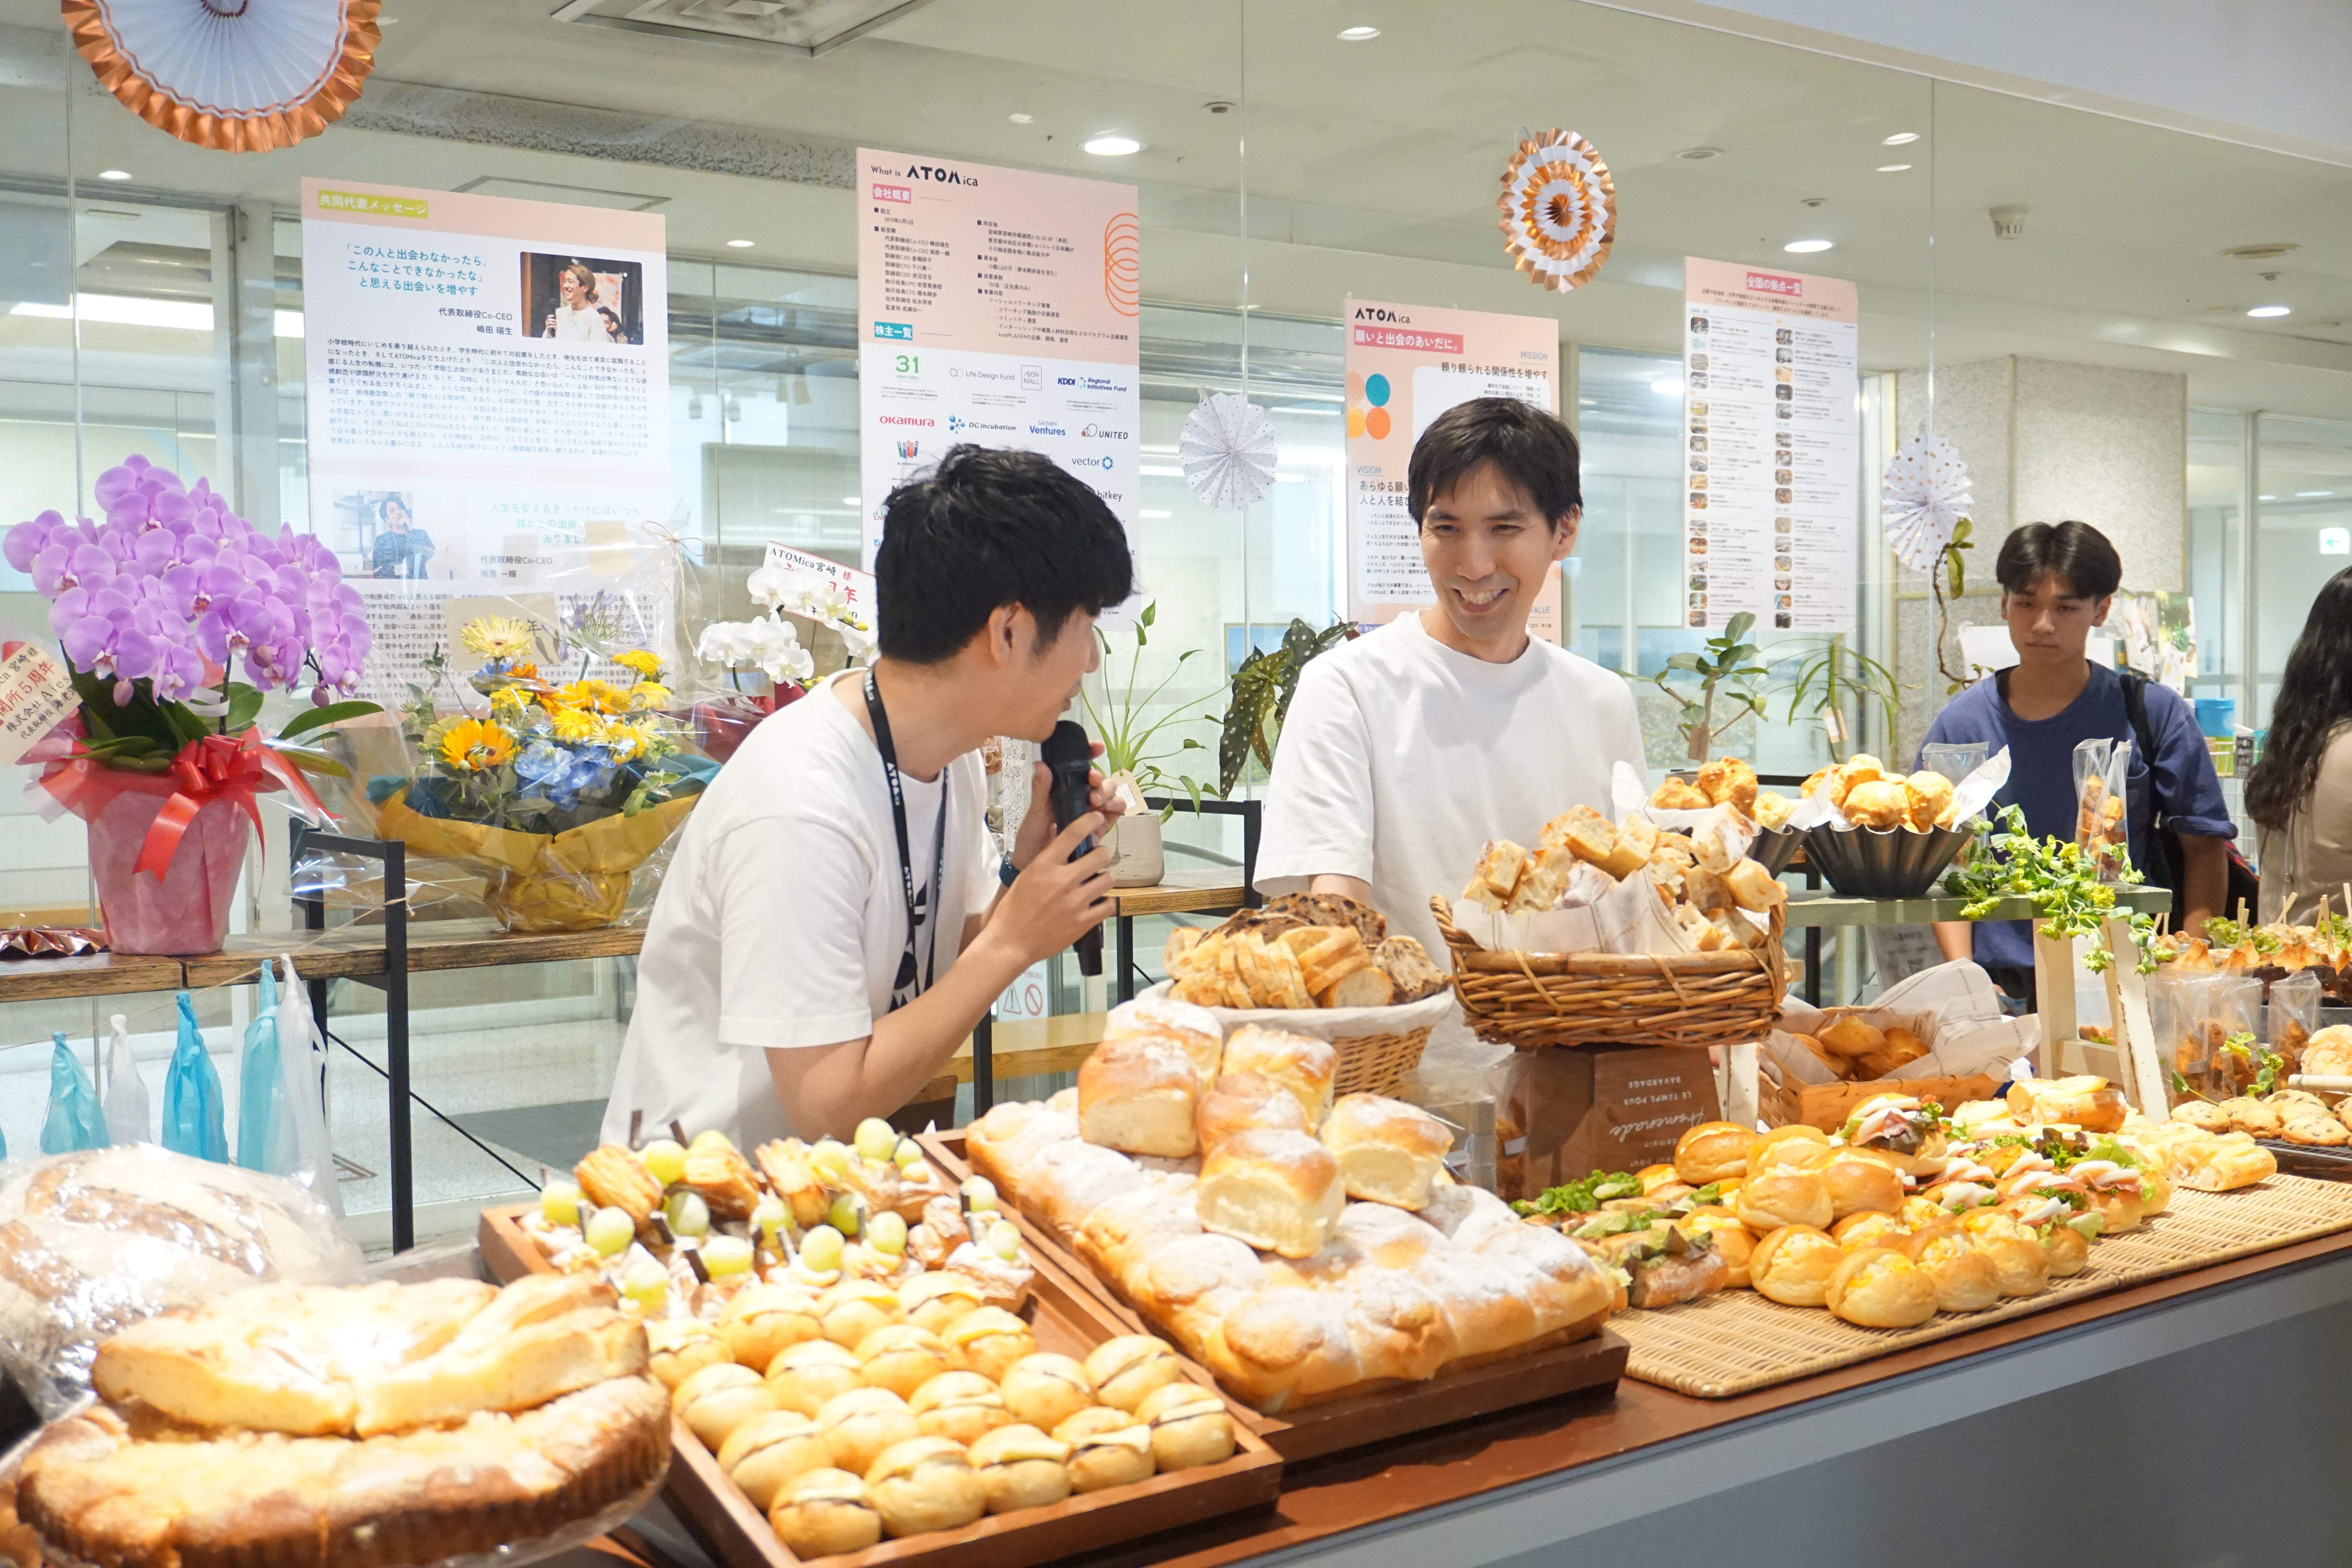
top-left (1082, 134), bottom-right (1140, 156)
top-left (1338, 25), bottom-right (1380, 40)
top-left (2298, 490), bottom-right (2335, 497)
top-left (1784, 239), bottom-right (1834, 253)
top-left (2248, 305), bottom-right (2292, 318)
top-left (1882, 132), bottom-right (1919, 145)
top-left (1008, 113), bottom-right (1033, 124)
top-left (1676, 147), bottom-right (1721, 161)
top-left (97, 169), bottom-right (131, 181)
top-left (1876, 163), bottom-right (1912, 173)
top-left (1649, 377), bottom-right (1683, 396)
top-left (726, 239), bottom-right (754, 248)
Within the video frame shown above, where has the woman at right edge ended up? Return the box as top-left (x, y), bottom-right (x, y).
top-left (2246, 565), bottom-right (2352, 923)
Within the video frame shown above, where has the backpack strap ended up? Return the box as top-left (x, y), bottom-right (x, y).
top-left (2119, 667), bottom-right (2162, 825)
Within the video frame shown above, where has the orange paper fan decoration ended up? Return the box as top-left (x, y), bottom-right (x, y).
top-left (1498, 129), bottom-right (1616, 292)
top-left (63, 0), bottom-right (381, 154)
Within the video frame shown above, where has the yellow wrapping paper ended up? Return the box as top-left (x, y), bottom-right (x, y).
top-left (374, 787), bottom-right (702, 933)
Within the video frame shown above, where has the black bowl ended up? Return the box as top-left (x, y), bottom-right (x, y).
top-left (1747, 826), bottom-right (1803, 877)
top-left (1801, 823), bottom-right (1973, 899)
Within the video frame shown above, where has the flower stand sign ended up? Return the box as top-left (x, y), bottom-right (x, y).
top-left (10, 455), bottom-right (379, 954)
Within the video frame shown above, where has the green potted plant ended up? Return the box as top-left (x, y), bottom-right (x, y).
top-left (1218, 617), bottom-right (1357, 795)
top-left (1651, 612), bottom-right (1769, 765)
top-left (1080, 602), bottom-right (1220, 887)
top-left (1778, 632), bottom-right (1904, 761)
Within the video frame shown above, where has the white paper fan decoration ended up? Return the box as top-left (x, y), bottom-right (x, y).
top-left (1180, 391), bottom-right (1278, 512)
top-left (1882, 432), bottom-right (1973, 572)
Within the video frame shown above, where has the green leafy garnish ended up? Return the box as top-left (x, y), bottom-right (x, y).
top-left (1942, 805), bottom-right (2155, 972)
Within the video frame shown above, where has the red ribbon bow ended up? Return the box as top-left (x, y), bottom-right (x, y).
top-left (42, 731), bottom-right (330, 880)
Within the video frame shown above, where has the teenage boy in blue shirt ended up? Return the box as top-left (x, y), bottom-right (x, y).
top-left (1920, 521), bottom-right (2233, 1005)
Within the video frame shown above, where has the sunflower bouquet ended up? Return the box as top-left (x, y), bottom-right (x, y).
top-left (367, 616), bottom-right (717, 932)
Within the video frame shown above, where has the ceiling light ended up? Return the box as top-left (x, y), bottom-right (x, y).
top-left (1082, 134), bottom-right (1140, 156)
top-left (1675, 147), bottom-right (1721, 161)
top-left (1337, 25), bottom-right (1380, 40)
top-left (97, 169), bottom-right (131, 181)
top-left (1784, 239), bottom-right (1834, 253)
top-left (2260, 495), bottom-right (2278, 501)
top-left (1882, 132), bottom-right (1919, 145)
top-left (1650, 377), bottom-right (1682, 396)
top-left (2248, 305), bottom-right (2291, 318)
top-left (726, 238), bottom-right (754, 248)
top-left (1008, 113), bottom-right (1033, 124)
top-left (1876, 163), bottom-right (1912, 173)
top-left (842, 496), bottom-right (861, 507)
top-left (2298, 490), bottom-right (2335, 497)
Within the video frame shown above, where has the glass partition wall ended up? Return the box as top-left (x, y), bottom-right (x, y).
top-left (2, 2), bottom-right (2348, 1236)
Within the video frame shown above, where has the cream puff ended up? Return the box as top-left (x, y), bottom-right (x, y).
top-left (645, 1317), bottom-right (732, 1392)
top-left (675, 1361), bottom-right (781, 1451)
top-left (1818, 1151), bottom-right (1906, 1219)
top-left (717, 1410), bottom-right (834, 1512)
top-left (1000, 1352), bottom-right (1095, 1432)
top-left (1825, 1247), bottom-right (1937, 1329)
top-left (1829, 1211), bottom-right (1909, 1251)
top-left (719, 1283), bottom-right (824, 1374)
top-left (1902, 1220), bottom-right (2002, 1313)
top-left (864, 1436), bottom-right (987, 1539)
top-left (1054, 1405), bottom-right (1155, 1492)
top-left (966, 1423), bottom-right (1073, 1513)
top-left (1135, 1380), bottom-right (1235, 1471)
top-left (1749, 1224), bottom-right (1842, 1307)
top-left (766, 1338), bottom-right (866, 1417)
top-left (942, 1306), bottom-right (1036, 1383)
top-left (1960, 1209), bottom-right (2051, 1297)
top-left (855, 1322), bottom-right (956, 1401)
top-left (817, 1386), bottom-right (923, 1478)
top-left (1082, 1334), bottom-right (1185, 1414)
top-left (909, 1370), bottom-right (1013, 1447)
top-left (769, 1468), bottom-right (883, 1559)
top-left (899, 1271), bottom-right (987, 1335)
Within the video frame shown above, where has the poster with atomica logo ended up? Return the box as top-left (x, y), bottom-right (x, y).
top-left (855, 149), bottom-right (1140, 570)
top-left (1343, 298), bottom-right (1561, 636)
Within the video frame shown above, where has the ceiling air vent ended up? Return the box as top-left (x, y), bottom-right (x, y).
top-left (549, 0), bottom-right (938, 56)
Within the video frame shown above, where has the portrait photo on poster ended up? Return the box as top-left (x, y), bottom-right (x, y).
top-left (523, 253), bottom-right (645, 346)
top-left (335, 489), bottom-right (446, 582)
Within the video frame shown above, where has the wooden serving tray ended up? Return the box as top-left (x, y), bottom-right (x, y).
top-left (478, 1206), bottom-right (1283, 1568)
top-left (917, 1132), bottom-right (1628, 1462)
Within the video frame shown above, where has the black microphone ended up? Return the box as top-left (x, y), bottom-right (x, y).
top-left (1040, 719), bottom-right (1105, 977)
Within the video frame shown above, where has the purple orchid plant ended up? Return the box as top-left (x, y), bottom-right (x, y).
top-left (6, 455), bottom-right (379, 774)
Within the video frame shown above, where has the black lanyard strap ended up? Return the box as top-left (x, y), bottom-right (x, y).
top-left (864, 667), bottom-right (948, 1005)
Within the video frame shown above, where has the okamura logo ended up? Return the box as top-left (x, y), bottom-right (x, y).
top-left (897, 439), bottom-right (920, 460)
top-left (878, 415), bottom-right (933, 427)
top-left (1080, 423), bottom-right (1129, 440)
top-left (1353, 306), bottom-right (1411, 323)
top-left (1028, 421), bottom-right (1067, 437)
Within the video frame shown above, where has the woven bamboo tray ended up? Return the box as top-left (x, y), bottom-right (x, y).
top-left (1613, 1175), bottom-right (2352, 1398)
top-left (1431, 895), bottom-right (1787, 1049)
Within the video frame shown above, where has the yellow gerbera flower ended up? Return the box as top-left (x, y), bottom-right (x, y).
top-left (508, 661), bottom-right (540, 682)
top-left (548, 706), bottom-right (603, 743)
top-left (439, 718), bottom-right (515, 773)
top-left (459, 617), bottom-right (535, 661)
top-left (601, 721), bottom-right (651, 761)
top-left (549, 678), bottom-right (630, 715)
top-left (628, 681), bottom-right (672, 711)
top-left (613, 649), bottom-right (663, 679)
top-left (488, 685), bottom-right (530, 715)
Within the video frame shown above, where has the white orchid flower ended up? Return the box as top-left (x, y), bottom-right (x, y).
top-left (745, 563), bottom-right (793, 612)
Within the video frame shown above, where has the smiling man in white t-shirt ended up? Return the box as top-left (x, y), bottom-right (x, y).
top-left (1258, 397), bottom-right (1645, 965)
top-left (603, 446), bottom-right (1131, 1147)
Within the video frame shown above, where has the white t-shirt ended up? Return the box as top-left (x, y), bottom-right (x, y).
top-left (551, 302), bottom-right (608, 342)
top-left (601, 676), bottom-right (997, 1148)
top-left (1257, 613), bottom-right (1646, 962)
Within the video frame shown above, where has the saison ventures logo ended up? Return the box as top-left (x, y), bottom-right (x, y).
top-left (1027, 421), bottom-right (1067, 437)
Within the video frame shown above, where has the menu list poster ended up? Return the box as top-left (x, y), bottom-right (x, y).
top-left (298, 178), bottom-right (673, 708)
top-left (1680, 258), bottom-right (1859, 635)
top-left (1342, 299), bottom-right (1561, 637)
top-left (855, 149), bottom-right (1140, 575)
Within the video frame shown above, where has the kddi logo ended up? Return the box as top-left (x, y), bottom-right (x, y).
top-left (905, 163), bottom-right (976, 186)
top-left (1352, 306), bottom-right (1411, 323)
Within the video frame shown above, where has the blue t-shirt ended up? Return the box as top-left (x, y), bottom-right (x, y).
top-left (1918, 662), bottom-right (2234, 970)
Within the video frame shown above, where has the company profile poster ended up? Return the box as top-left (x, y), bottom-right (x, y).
top-left (298, 178), bottom-right (671, 703)
top-left (1681, 257), bottom-right (1858, 634)
top-left (1342, 299), bottom-right (1560, 633)
top-left (855, 149), bottom-right (1140, 568)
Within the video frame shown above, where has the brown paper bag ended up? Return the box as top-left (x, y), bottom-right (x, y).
top-left (1493, 1045), bottom-right (1723, 1200)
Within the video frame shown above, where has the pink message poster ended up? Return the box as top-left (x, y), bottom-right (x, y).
top-left (855, 149), bottom-right (1139, 569)
top-left (1342, 299), bottom-right (1560, 635)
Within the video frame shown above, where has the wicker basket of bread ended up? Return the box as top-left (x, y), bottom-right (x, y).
top-left (1162, 894), bottom-right (1456, 1097)
top-left (1433, 803), bottom-right (1788, 1050)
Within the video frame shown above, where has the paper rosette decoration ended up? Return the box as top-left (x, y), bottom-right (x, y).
top-left (1882, 432), bottom-right (1975, 572)
top-left (1498, 129), bottom-right (1616, 292)
top-left (1180, 391), bottom-right (1279, 512)
top-left (64, 0), bottom-right (381, 153)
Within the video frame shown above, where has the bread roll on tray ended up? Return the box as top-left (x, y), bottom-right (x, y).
top-left (1319, 1093), bottom-right (1454, 1210)
top-left (1079, 1037), bottom-right (1201, 1158)
top-left (1196, 1129), bottom-right (1345, 1259)
top-left (1220, 1027), bottom-right (1339, 1129)
top-left (1825, 1248), bottom-right (1937, 1328)
top-left (1749, 1225), bottom-right (1842, 1307)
